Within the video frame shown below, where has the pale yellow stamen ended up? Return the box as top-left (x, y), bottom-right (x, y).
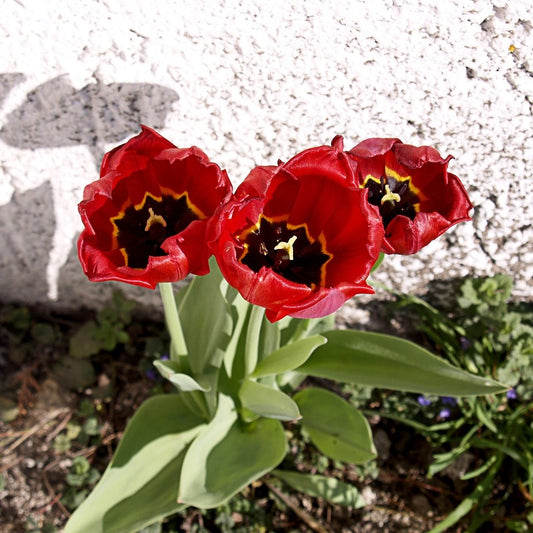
top-left (144, 207), bottom-right (167, 231)
top-left (381, 184), bottom-right (401, 204)
top-left (274, 235), bottom-right (297, 261)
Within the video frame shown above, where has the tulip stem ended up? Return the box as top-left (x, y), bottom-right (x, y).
top-left (159, 282), bottom-right (188, 358)
top-left (245, 305), bottom-right (265, 376)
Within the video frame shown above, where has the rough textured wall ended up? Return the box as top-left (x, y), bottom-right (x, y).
top-left (1, 0), bottom-right (531, 313)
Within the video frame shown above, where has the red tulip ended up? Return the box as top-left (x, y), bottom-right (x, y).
top-left (348, 138), bottom-right (473, 254)
top-left (209, 137), bottom-right (384, 322)
top-left (78, 126), bottom-right (232, 288)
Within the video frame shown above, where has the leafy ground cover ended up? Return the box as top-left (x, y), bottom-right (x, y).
top-left (0, 276), bottom-right (531, 533)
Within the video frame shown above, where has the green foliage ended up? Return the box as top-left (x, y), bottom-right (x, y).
top-left (394, 274), bottom-right (532, 398)
top-left (239, 379), bottom-right (301, 421)
top-left (61, 456), bottom-right (101, 511)
top-left (177, 394), bottom-right (286, 508)
top-left (299, 329), bottom-right (505, 395)
top-left (53, 399), bottom-right (103, 453)
top-left (272, 469), bottom-right (366, 508)
top-left (64, 395), bottom-right (202, 533)
top-left (376, 274), bottom-right (533, 531)
top-left (0, 304), bottom-right (60, 364)
top-left (69, 290), bottom-right (134, 359)
top-left (294, 387), bottom-right (376, 464)
top-left (65, 266), bottom-right (506, 533)
top-left (54, 290), bottom-right (135, 390)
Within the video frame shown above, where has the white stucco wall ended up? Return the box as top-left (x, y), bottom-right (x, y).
top-left (1, 0), bottom-right (532, 311)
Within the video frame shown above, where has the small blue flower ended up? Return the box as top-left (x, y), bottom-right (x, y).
top-left (417, 395), bottom-right (432, 406)
top-left (459, 336), bottom-right (472, 350)
top-left (439, 408), bottom-right (451, 419)
top-left (145, 369), bottom-right (157, 380)
top-left (441, 396), bottom-right (458, 406)
top-left (160, 353), bottom-right (170, 361)
top-left (506, 388), bottom-right (518, 400)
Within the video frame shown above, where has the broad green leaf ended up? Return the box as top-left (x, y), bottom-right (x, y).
top-left (252, 335), bottom-right (327, 378)
top-left (298, 330), bottom-right (506, 396)
top-left (178, 394), bottom-right (287, 508)
top-left (177, 263), bottom-right (232, 375)
top-left (239, 379), bottom-right (301, 421)
top-left (272, 470), bottom-right (366, 508)
top-left (294, 388), bottom-right (376, 464)
top-left (154, 360), bottom-right (210, 391)
top-left (64, 395), bottom-right (205, 533)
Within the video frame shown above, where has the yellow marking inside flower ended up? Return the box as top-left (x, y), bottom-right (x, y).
top-left (111, 191), bottom-right (206, 247)
top-left (362, 167), bottom-right (425, 206)
top-left (381, 184), bottom-right (401, 204)
top-left (274, 235), bottom-right (297, 260)
top-left (237, 215), bottom-right (332, 287)
top-left (144, 207), bottom-right (167, 231)
top-left (384, 167), bottom-right (425, 200)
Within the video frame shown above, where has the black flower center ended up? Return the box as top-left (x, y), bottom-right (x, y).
top-left (112, 193), bottom-right (201, 269)
top-left (363, 175), bottom-right (420, 228)
top-left (238, 216), bottom-right (331, 287)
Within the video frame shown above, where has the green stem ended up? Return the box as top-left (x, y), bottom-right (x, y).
top-left (159, 282), bottom-right (188, 359)
top-left (244, 305), bottom-right (265, 376)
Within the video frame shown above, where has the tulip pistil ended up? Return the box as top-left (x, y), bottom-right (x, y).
top-left (145, 207), bottom-right (167, 232)
top-left (239, 216), bottom-right (330, 287)
top-left (380, 184), bottom-right (401, 205)
top-left (363, 175), bottom-right (420, 228)
top-left (274, 235), bottom-right (297, 261)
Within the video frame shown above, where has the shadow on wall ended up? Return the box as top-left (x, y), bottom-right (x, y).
top-left (0, 73), bottom-right (179, 305)
top-left (0, 73), bottom-right (26, 106)
top-left (0, 74), bottom-right (179, 166)
top-left (0, 181), bottom-right (55, 303)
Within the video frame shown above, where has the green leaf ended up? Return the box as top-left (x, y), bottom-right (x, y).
top-left (370, 252), bottom-right (384, 273)
top-left (252, 335), bottom-right (327, 378)
top-left (178, 394), bottom-right (287, 508)
top-left (31, 322), bottom-right (56, 345)
top-left (298, 330), bottom-right (506, 396)
top-left (177, 264), bottom-right (233, 375)
top-left (69, 321), bottom-right (102, 358)
top-left (428, 454), bottom-right (503, 533)
top-left (54, 357), bottom-right (95, 390)
top-left (239, 379), bottom-right (301, 421)
top-left (257, 312), bottom-right (281, 364)
top-left (153, 360), bottom-right (210, 391)
top-left (223, 290), bottom-right (251, 377)
top-left (474, 400), bottom-right (498, 433)
top-left (272, 470), bottom-right (366, 508)
top-left (294, 388), bottom-right (376, 464)
top-left (460, 454), bottom-right (498, 481)
top-left (64, 395), bottom-right (205, 533)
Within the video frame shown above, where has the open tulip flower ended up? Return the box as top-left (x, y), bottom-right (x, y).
top-left (347, 138), bottom-right (473, 254)
top-left (78, 126), bottom-right (232, 288)
top-left (209, 137), bottom-right (384, 322)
